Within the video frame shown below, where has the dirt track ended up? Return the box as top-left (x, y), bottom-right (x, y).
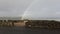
top-left (14, 22), bottom-right (25, 27)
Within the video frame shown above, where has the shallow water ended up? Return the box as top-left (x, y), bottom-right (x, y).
top-left (0, 27), bottom-right (60, 34)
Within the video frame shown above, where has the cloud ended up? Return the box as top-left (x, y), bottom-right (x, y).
top-left (0, 0), bottom-right (33, 17)
top-left (22, 0), bottom-right (60, 19)
top-left (0, 0), bottom-right (60, 20)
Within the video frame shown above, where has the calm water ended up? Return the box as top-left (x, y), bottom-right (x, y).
top-left (0, 27), bottom-right (60, 34)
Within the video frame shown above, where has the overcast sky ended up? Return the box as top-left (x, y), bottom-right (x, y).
top-left (0, 0), bottom-right (60, 19)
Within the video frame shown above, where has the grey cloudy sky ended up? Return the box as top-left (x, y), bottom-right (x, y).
top-left (0, 0), bottom-right (33, 17)
top-left (0, 0), bottom-right (60, 19)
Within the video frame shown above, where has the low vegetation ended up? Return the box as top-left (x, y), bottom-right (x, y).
top-left (25, 20), bottom-right (60, 29)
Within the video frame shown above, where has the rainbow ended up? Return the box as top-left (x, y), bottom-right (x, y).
top-left (21, 0), bottom-right (38, 20)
